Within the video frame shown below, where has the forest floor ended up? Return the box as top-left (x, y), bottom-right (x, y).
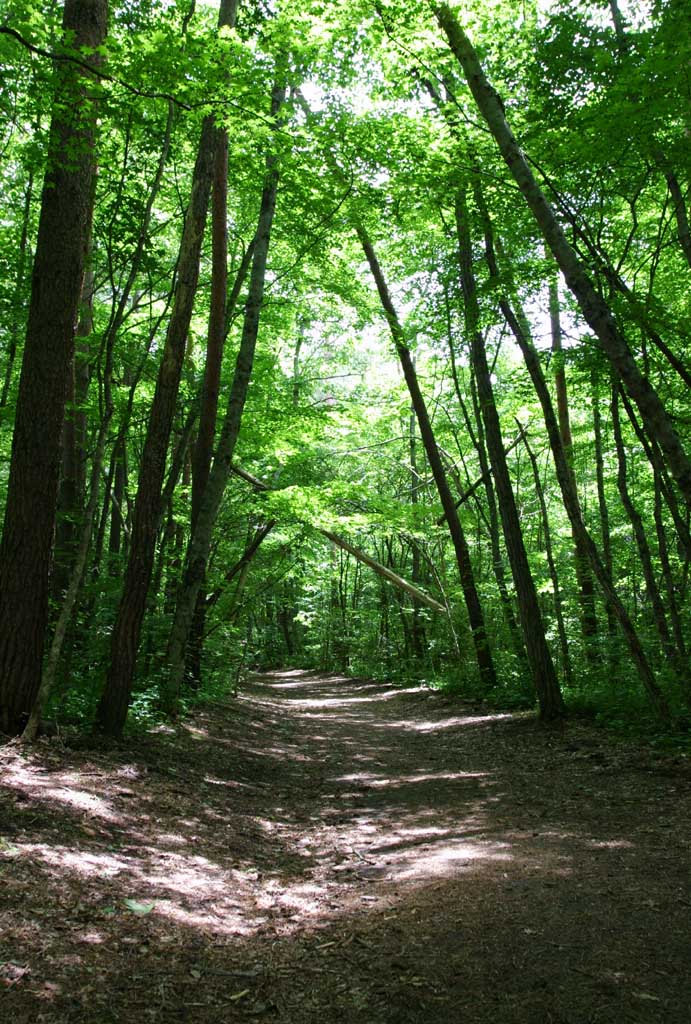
top-left (1, 670), bottom-right (690, 1024)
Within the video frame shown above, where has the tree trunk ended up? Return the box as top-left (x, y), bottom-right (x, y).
top-left (466, 358), bottom-right (526, 668)
top-left (652, 147), bottom-right (691, 272)
top-left (0, 167), bottom-right (34, 408)
top-left (436, 5), bottom-right (691, 513)
top-left (618, 388), bottom-right (691, 564)
top-left (162, 82), bottom-right (286, 714)
top-left (522, 432), bottom-right (573, 688)
top-left (0, 0), bottom-right (107, 736)
top-left (472, 181), bottom-right (670, 720)
top-left (591, 365), bottom-right (617, 639)
top-left (408, 404), bottom-right (427, 657)
top-left (442, 276), bottom-right (526, 668)
top-left (108, 440), bottom-right (127, 570)
top-left (455, 187), bottom-right (563, 719)
top-left (94, 118), bottom-right (216, 735)
top-left (187, 143), bottom-right (257, 687)
top-left (205, 521), bottom-right (277, 611)
top-left (53, 267), bottom-right (95, 601)
top-left (611, 385), bottom-right (685, 678)
top-left (653, 473), bottom-right (687, 666)
top-left (550, 277), bottom-right (599, 653)
top-left (357, 222), bottom-right (497, 692)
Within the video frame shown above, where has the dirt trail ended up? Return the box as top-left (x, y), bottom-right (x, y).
top-left (1, 670), bottom-right (690, 1023)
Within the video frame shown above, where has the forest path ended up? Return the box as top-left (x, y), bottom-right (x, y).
top-left (1, 670), bottom-right (690, 1024)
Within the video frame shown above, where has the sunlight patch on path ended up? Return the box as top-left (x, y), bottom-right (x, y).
top-left (2, 762), bottom-right (122, 823)
top-left (381, 712), bottom-right (518, 732)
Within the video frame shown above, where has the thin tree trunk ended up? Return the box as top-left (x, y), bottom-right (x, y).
top-left (187, 144), bottom-right (256, 687)
top-left (356, 222), bottom-right (497, 691)
top-left (94, 124), bottom-right (216, 735)
top-left (229, 462), bottom-right (448, 614)
top-left (522, 431), bottom-right (573, 688)
top-left (0, 0), bottom-right (107, 735)
top-left (162, 82), bottom-right (286, 714)
top-left (652, 147), bottom-right (691, 272)
top-left (205, 521), bottom-right (277, 610)
top-left (22, 411), bottom-right (109, 742)
top-left (53, 267), bottom-right (95, 600)
top-left (408, 403), bottom-right (426, 656)
top-left (108, 440), bottom-right (127, 571)
top-left (466, 357), bottom-right (526, 667)
top-left (444, 273), bottom-right (525, 665)
top-left (436, 427), bottom-right (528, 517)
top-left (320, 530), bottom-right (446, 614)
top-left (610, 385), bottom-right (685, 678)
top-left (0, 168), bottom-right (34, 408)
top-left (455, 186), bottom-right (563, 718)
top-left (653, 473), bottom-right (687, 665)
top-left (436, 5), bottom-right (691, 512)
top-left (191, 136), bottom-right (229, 525)
top-left (473, 182), bottom-right (670, 720)
top-left (550, 277), bottom-right (599, 652)
top-left (618, 387), bottom-right (691, 563)
top-left (591, 365), bottom-right (617, 639)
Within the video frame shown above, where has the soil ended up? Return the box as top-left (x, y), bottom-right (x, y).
top-left (1, 669), bottom-right (690, 1023)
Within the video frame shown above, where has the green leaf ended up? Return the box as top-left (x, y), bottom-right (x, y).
top-left (123, 899), bottom-right (156, 915)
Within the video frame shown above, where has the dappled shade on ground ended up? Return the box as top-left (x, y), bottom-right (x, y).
top-left (1, 671), bottom-right (690, 1022)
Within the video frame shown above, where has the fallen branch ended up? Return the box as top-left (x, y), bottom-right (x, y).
top-left (229, 465), bottom-right (446, 613)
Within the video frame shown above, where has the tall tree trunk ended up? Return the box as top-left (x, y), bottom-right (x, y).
top-left (94, 0), bottom-right (239, 737)
top-left (653, 473), bottom-right (687, 666)
top-left (436, 5), bottom-right (691, 513)
top-left (0, 0), bottom-right (107, 735)
top-left (611, 385), bottom-right (685, 678)
top-left (0, 167), bottom-right (35, 409)
top-left (618, 388), bottom-right (691, 563)
top-left (455, 187), bottom-right (563, 718)
top-left (187, 142), bottom-right (256, 687)
top-left (473, 183), bottom-right (670, 720)
top-left (108, 440), bottom-right (127, 572)
top-left (549, 277), bottom-right (599, 653)
top-left (162, 82), bottom-right (286, 714)
top-left (191, 136), bottom-right (229, 526)
top-left (591, 365), bottom-right (617, 639)
top-left (652, 148), bottom-right (691, 273)
top-left (444, 273), bottom-right (526, 666)
top-left (53, 267), bottom-right (95, 601)
top-left (408, 403), bottom-right (426, 657)
top-left (466, 356), bottom-right (526, 667)
top-left (95, 121), bottom-right (216, 735)
top-left (356, 222), bottom-right (497, 692)
top-left (522, 431), bottom-right (573, 688)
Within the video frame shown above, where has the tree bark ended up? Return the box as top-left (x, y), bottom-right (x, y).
top-left (522, 431), bottom-right (573, 688)
top-left (53, 267), bottom-right (95, 601)
top-left (357, 222), bottom-right (497, 691)
top-left (0, 0), bottom-right (107, 735)
top-left (436, 5), bottom-right (691, 512)
top-left (162, 82), bottom-right (286, 714)
top-left (652, 147), bottom-right (691, 272)
top-left (0, 167), bottom-right (34, 408)
top-left (455, 186), bottom-right (563, 718)
top-left (549, 277), bottom-right (599, 653)
top-left (611, 385), bottom-right (685, 678)
top-left (94, 116), bottom-right (216, 735)
top-left (473, 184), bottom-right (670, 720)
top-left (408, 403), bottom-right (426, 656)
top-left (187, 154), bottom-right (257, 687)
